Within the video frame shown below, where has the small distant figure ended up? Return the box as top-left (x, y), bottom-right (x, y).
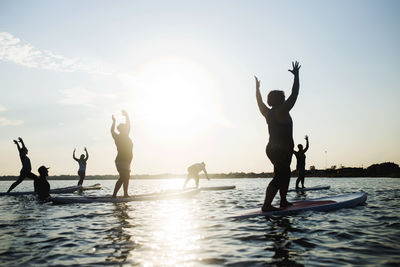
top-left (294, 135), bottom-right (309, 189)
top-left (73, 147), bottom-right (89, 186)
top-left (183, 162), bottom-right (210, 188)
top-left (111, 110), bottom-right (133, 198)
top-left (34, 166), bottom-right (51, 201)
top-left (7, 137), bottom-right (36, 193)
top-left (255, 61), bottom-right (301, 211)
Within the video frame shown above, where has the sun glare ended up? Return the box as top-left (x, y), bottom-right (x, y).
top-left (120, 56), bottom-right (223, 141)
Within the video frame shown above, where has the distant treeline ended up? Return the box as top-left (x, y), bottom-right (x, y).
top-left (1, 162), bottom-right (399, 181)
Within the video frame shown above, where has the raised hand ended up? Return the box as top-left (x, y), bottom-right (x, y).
top-left (305, 135), bottom-right (308, 140)
top-left (121, 109), bottom-right (128, 117)
top-left (18, 137), bottom-right (23, 142)
top-left (13, 140), bottom-right (18, 145)
top-left (288, 61), bottom-right (301, 76)
top-left (84, 147), bottom-right (87, 151)
top-left (112, 115), bottom-right (116, 122)
top-left (254, 76), bottom-right (260, 90)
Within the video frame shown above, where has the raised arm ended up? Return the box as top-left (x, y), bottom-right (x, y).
top-left (111, 115), bottom-right (117, 139)
top-left (18, 137), bottom-right (26, 150)
top-left (304, 135), bottom-right (309, 153)
top-left (282, 61), bottom-right (301, 111)
top-left (73, 149), bottom-right (78, 161)
top-left (122, 110), bottom-right (130, 134)
top-left (13, 139), bottom-right (21, 152)
top-left (255, 76), bottom-right (269, 118)
top-left (84, 147), bottom-right (89, 161)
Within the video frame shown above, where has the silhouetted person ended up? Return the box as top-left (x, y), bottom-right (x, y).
top-left (7, 137), bottom-right (36, 193)
top-left (294, 135), bottom-right (309, 189)
top-left (183, 162), bottom-right (210, 188)
top-left (73, 147), bottom-right (89, 186)
top-left (34, 165), bottom-right (51, 201)
top-left (111, 110), bottom-right (133, 198)
top-left (255, 61), bottom-right (301, 211)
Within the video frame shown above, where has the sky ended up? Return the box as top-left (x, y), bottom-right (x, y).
top-left (0, 0), bottom-right (399, 175)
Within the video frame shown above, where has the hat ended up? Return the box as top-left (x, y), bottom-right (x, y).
top-left (38, 165), bottom-right (50, 174)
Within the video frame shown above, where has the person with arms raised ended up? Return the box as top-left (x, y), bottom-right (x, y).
top-left (111, 110), bottom-right (133, 198)
top-left (294, 135), bottom-right (309, 189)
top-left (73, 147), bottom-right (89, 186)
top-left (7, 137), bottom-right (36, 193)
top-left (255, 61), bottom-right (301, 211)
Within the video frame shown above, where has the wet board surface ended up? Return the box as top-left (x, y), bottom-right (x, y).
top-left (81, 183), bottom-right (102, 191)
top-left (199, 186), bottom-right (236, 191)
top-left (51, 188), bottom-right (200, 204)
top-left (1, 186), bottom-right (81, 196)
top-left (229, 191), bottom-right (367, 219)
top-left (288, 185), bottom-right (330, 192)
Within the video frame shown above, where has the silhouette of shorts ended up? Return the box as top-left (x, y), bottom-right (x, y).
top-left (115, 161), bottom-right (131, 172)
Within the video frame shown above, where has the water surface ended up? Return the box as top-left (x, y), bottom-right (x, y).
top-left (0, 178), bottom-right (399, 266)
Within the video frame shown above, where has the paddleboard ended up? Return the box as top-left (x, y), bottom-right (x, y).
top-left (230, 191), bottom-right (367, 219)
top-left (80, 183), bottom-right (102, 191)
top-left (200, 186), bottom-right (236, 191)
top-left (0, 185), bottom-right (81, 196)
top-left (288, 185), bottom-right (330, 192)
top-left (51, 188), bottom-right (200, 204)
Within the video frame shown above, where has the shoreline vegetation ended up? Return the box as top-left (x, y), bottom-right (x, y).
top-left (1, 162), bottom-right (399, 181)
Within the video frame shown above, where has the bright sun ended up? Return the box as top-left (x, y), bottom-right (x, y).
top-left (120, 56), bottom-right (223, 141)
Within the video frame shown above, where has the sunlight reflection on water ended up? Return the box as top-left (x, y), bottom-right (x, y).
top-left (0, 178), bottom-right (399, 266)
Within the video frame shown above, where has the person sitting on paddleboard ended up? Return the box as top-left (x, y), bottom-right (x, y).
top-left (33, 165), bottom-right (51, 201)
top-left (183, 162), bottom-right (210, 188)
top-left (255, 61), bottom-right (301, 211)
top-left (294, 135), bottom-right (309, 189)
top-left (111, 110), bottom-right (133, 198)
top-left (7, 137), bottom-right (37, 193)
top-left (73, 147), bottom-right (89, 186)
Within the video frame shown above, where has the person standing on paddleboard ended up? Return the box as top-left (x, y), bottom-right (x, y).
top-left (183, 162), bottom-right (210, 188)
top-left (7, 137), bottom-right (37, 193)
top-left (294, 135), bottom-right (309, 189)
top-left (255, 61), bottom-right (301, 211)
top-left (73, 147), bottom-right (89, 186)
top-left (111, 110), bottom-right (133, 198)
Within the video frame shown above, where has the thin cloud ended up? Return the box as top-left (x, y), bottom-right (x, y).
top-left (0, 105), bottom-right (23, 126)
top-left (58, 87), bottom-right (117, 107)
top-left (0, 32), bottom-right (112, 74)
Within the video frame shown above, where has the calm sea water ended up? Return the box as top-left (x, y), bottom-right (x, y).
top-left (0, 178), bottom-right (399, 266)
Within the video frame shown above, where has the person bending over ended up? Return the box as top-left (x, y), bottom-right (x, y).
top-left (7, 137), bottom-right (36, 193)
top-left (73, 147), bottom-right (89, 186)
top-left (294, 135), bottom-right (309, 189)
top-left (255, 61), bottom-right (301, 211)
top-left (183, 162), bottom-right (210, 188)
top-left (111, 110), bottom-right (133, 198)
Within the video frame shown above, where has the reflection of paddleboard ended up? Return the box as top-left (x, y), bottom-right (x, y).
top-left (51, 188), bottom-right (200, 204)
top-left (0, 186), bottom-right (81, 196)
top-left (200, 186), bottom-right (236, 191)
top-left (229, 191), bottom-right (367, 219)
top-left (81, 183), bottom-right (102, 191)
top-left (288, 185), bottom-right (330, 192)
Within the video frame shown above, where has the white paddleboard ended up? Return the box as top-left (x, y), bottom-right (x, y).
top-left (1, 185), bottom-right (81, 196)
top-left (80, 183), bottom-right (102, 191)
top-left (288, 185), bottom-right (330, 192)
top-left (51, 188), bottom-right (200, 204)
top-left (229, 191), bottom-right (367, 219)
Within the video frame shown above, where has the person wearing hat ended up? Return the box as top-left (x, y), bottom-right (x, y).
top-left (34, 166), bottom-right (51, 201)
top-left (183, 162), bottom-right (210, 188)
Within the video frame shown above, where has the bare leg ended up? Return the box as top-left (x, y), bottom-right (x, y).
top-left (112, 174), bottom-right (124, 198)
top-left (262, 181), bottom-right (281, 211)
top-left (77, 171), bottom-right (85, 186)
top-left (195, 174), bottom-right (199, 188)
top-left (7, 174), bottom-right (26, 193)
top-left (295, 174), bottom-right (301, 189)
top-left (183, 175), bottom-right (191, 188)
top-left (279, 166), bottom-right (292, 207)
top-left (122, 171), bottom-right (130, 197)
